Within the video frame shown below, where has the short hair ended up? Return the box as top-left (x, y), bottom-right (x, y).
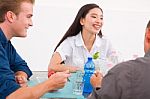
top-left (0, 0), bottom-right (35, 23)
top-left (147, 20), bottom-right (150, 28)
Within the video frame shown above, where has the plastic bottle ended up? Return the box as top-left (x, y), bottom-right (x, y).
top-left (83, 57), bottom-right (95, 94)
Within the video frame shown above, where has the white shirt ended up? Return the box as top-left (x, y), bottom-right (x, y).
top-left (56, 32), bottom-right (118, 75)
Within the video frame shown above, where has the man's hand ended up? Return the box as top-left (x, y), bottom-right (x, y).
top-left (15, 71), bottom-right (28, 87)
top-left (90, 71), bottom-right (103, 88)
top-left (47, 70), bottom-right (71, 91)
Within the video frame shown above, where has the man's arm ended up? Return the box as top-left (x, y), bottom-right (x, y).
top-left (10, 48), bottom-right (32, 78)
top-left (88, 69), bottom-right (121, 99)
top-left (7, 71), bottom-right (71, 99)
top-left (9, 44), bottom-right (32, 86)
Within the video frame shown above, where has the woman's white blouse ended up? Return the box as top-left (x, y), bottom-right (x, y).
top-left (56, 32), bottom-right (118, 75)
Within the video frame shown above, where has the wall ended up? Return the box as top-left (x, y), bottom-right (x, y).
top-left (12, 0), bottom-right (150, 71)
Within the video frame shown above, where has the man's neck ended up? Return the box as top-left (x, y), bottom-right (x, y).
top-left (0, 23), bottom-right (13, 40)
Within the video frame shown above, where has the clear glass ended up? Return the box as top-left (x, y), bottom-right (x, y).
top-left (73, 70), bottom-right (84, 95)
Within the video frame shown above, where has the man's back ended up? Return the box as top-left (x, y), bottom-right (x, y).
top-left (112, 55), bottom-right (150, 99)
top-left (89, 50), bottom-right (150, 99)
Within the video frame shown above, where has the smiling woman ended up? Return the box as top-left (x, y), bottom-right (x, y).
top-left (12, 0), bottom-right (150, 71)
top-left (47, 3), bottom-right (119, 77)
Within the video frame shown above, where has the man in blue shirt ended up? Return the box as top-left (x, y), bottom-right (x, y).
top-left (0, 27), bottom-right (33, 97)
top-left (0, 0), bottom-right (70, 99)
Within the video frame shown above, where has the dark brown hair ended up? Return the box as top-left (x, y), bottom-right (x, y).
top-left (54, 3), bottom-right (103, 51)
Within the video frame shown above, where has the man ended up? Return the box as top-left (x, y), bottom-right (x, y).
top-left (0, 0), bottom-right (70, 99)
top-left (88, 20), bottom-right (150, 99)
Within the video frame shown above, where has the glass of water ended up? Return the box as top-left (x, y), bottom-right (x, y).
top-left (73, 70), bottom-right (84, 95)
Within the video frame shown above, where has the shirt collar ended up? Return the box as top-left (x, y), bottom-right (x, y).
top-left (75, 32), bottom-right (101, 47)
top-left (0, 28), bottom-right (9, 44)
top-left (75, 32), bottom-right (85, 46)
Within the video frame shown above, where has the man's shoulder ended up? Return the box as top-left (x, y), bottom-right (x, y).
top-left (110, 57), bottom-right (150, 73)
top-left (109, 60), bottom-right (132, 74)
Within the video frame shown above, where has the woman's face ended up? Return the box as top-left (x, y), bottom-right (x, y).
top-left (80, 8), bottom-right (103, 35)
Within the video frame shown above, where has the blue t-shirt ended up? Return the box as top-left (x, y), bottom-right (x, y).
top-left (0, 28), bottom-right (32, 98)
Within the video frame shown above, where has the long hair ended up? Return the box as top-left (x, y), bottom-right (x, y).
top-left (147, 20), bottom-right (150, 28)
top-left (54, 3), bottom-right (103, 51)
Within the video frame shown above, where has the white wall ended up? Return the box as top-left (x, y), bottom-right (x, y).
top-left (12, 0), bottom-right (150, 71)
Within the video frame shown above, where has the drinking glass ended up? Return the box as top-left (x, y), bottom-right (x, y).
top-left (73, 70), bottom-right (84, 95)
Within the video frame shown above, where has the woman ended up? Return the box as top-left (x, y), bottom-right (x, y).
top-left (48, 3), bottom-right (118, 76)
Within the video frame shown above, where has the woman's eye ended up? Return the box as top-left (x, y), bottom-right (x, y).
top-left (91, 16), bottom-right (96, 18)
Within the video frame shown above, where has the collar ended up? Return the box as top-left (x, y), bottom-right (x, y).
top-left (75, 32), bottom-right (84, 47)
top-left (144, 49), bottom-right (150, 57)
top-left (0, 28), bottom-right (9, 44)
top-left (75, 32), bottom-right (101, 47)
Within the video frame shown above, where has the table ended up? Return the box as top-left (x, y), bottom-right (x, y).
top-left (28, 73), bottom-right (85, 99)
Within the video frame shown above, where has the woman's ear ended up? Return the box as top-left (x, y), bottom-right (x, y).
top-left (80, 18), bottom-right (84, 25)
top-left (5, 11), bottom-right (16, 23)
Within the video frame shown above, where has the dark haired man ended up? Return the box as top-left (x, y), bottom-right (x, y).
top-left (89, 20), bottom-right (150, 99)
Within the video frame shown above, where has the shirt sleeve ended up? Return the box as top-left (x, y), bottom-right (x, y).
top-left (10, 51), bottom-right (32, 78)
top-left (0, 44), bottom-right (20, 98)
top-left (106, 39), bottom-right (113, 58)
top-left (106, 39), bottom-right (120, 66)
top-left (9, 42), bottom-right (32, 78)
top-left (56, 38), bottom-right (72, 61)
top-left (88, 67), bottom-right (122, 99)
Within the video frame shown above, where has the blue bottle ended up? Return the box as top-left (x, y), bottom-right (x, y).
top-left (83, 57), bottom-right (95, 94)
